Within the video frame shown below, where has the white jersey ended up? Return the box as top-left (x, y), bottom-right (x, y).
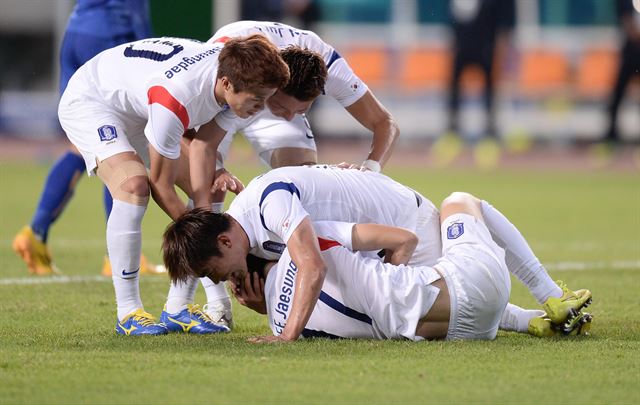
top-left (210, 21), bottom-right (367, 108)
top-left (61, 37), bottom-right (232, 159)
top-left (264, 222), bottom-right (442, 340)
top-left (226, 165), bottom-right (439, 263)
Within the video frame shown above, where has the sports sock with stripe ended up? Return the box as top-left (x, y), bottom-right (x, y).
top-left (108, 200), bottom-right (146, 320)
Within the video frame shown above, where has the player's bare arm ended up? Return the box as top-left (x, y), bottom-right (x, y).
top-left (251, 217), bottom-right (327, 343)
top-left (189, 119), bottom-right (226, 208)
top-left (344, 90), bottom-right (399, 170)
top-left (148, 147), bottom-right (186, 221)
top-left (351, 223), bottom-right (418, 265)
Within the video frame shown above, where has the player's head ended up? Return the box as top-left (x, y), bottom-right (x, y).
top-left (267, 46), bottom-right (327, 121)
top-left (217, 34), bottom-right (290, 118)
top-left (162, 208), bottom-right (248, 284)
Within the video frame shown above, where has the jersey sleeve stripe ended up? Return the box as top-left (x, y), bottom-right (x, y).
top-left (318, 290), bottom-right (372, 325)
top-left (212, 36), bottom-right (231, 44)
top-left (318, 237), bottom-right (341, 251)
top-left (147, 85), bottom-right (189, 130)
top-left (258, 181), bottom-right (301, 232)
top-left (326, 50), bottom-right (342, 68)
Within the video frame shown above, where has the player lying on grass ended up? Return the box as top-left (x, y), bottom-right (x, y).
top-left (161, 166), bottom-right (592, 342)
top-left (58, 34), bottom-right (289, 336)
top-left (169, 193), bottom-right (592, 341)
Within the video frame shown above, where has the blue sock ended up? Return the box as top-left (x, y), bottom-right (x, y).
top-left (103, 185), bottom-right (113, 220)
top-left (31, 152), bottom-right (86, 242)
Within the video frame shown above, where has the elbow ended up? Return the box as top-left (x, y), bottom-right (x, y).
top-left (374, 113), bottom-right (399, 145)
top-left (407, 232), bottom-right (419, 252)
top-left (389, 116), bottom-right (400, 142)
top-left (309, 259), bottom-right (327, 286)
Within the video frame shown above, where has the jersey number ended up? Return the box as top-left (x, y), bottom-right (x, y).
top-left (123, 39), bottom-right (183, 62)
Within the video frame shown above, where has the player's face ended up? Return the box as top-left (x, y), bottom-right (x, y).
top-left (266, 91), bottom-right (314, 121)
top-left (225, 85), bottom-right (277, 119)
top-left (202, 250), bottom-right (247, 284)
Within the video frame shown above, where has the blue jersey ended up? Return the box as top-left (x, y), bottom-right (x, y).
top-left (67, 0), bottom-right (152, 39)
top-left (59, 0), bottom-right (152, 94)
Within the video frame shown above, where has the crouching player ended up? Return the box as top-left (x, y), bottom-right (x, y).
top-left (235, 192), bottom-right (593, 341)
top-left (59, 35), bottom-right (289, 335)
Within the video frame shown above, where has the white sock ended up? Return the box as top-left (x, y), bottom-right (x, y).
top-left (211, 202), bottom-right (224, 213)
top-left (201, 276), bottom-right (230, 305)
top-left (108, 200), bottom-right (146, 321)
top-left (500, 303), bottom-right (546, 333)
top-left (186, 199), bottom-right (223, 213)
top-left (165, 276), bottom-right (199, 313)
top-left (481, 200), bottom-right (562, 304)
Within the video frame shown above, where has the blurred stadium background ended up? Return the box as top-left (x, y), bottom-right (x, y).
top-left (0, 0), bottom-right (638, 147)
top-left (1, 3), bottom-right (639, 403)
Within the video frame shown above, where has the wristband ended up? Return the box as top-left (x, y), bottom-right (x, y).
top-left (211, 202), bottom-right (224, 213)
top-left (362, 159), bottom-right (381, 173)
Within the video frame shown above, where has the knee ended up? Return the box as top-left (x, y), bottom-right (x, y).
top-left (440, 192), bottom-right (482, 220)
top-left (121, 176), bottom-right (150, 198)
top-left (97, 160), bottom-right (149, 206)
top-left (441, 192), bottom-right (477, 209)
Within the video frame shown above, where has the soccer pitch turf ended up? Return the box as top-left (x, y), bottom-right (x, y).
top-left (0, 160), bottom-right (638, 404)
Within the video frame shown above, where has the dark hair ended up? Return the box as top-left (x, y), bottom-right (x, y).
top-left (218, 34), bottom-right (290, 93)
top-left (162, 208), bottom-right (231, 283)
top-left (279, 46), bottom-right (327, 101)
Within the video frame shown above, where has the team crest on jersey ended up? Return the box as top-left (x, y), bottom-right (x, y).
top-left (97, 125), bottom-right (118, 141)
top-left (263, 240), bottom-right (286, 254)
top-left (447, 222), bottom-right (464, 239)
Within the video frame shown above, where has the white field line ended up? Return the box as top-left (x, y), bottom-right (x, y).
top-left (544, 260), bottom-right (640, 272)
top-left (0, 261), bottom-right (638, 286)
top-left (0, 275), bottom-right (167, 286)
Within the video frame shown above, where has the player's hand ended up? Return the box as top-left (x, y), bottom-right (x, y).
top-left (211, 168), bottom-right (245, 195)
top-left (336, 161), bottom-right (363, 170)
top-left (231, 272), bottom-right (266, 314)
top-left (247, 335), bottom-right (295, 344)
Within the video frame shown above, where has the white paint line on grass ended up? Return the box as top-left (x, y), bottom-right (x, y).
top-left (545, 260), bottom-right (640, 272)
top-left (1, 261), bottom-right (638, 286)
top-left (0, 275), bottom-right (167, 286)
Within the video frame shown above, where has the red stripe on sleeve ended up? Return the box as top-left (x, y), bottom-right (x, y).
top-left (318, 238), bottom-right (341, 251)
top-left (213, 36), bottom-right (231, 44)
top-left (147, 86), bottom-right (189, 130)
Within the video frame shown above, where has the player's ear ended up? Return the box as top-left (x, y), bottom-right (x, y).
top-left (220, 76), bottom-right (233, 92)
top-left (217, 233), bottom-right (232, 248)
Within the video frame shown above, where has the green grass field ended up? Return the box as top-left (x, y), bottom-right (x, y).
top-left (1, 159), bottom-right (639, 404)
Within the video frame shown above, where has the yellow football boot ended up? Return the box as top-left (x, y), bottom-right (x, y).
top-left (11, 226), bottom-right (60, 275)
top-left (542, 280), bottom-right (592, 324)
top-left (528, 312), bottom-right (593, 338)
top-left (431, 132), bottom-right (463, 168)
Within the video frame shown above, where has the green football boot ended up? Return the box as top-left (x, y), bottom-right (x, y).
top-left (528, 311), bottom-right (593, 338)
top-left (542, 280), bottom-right (592, 324)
